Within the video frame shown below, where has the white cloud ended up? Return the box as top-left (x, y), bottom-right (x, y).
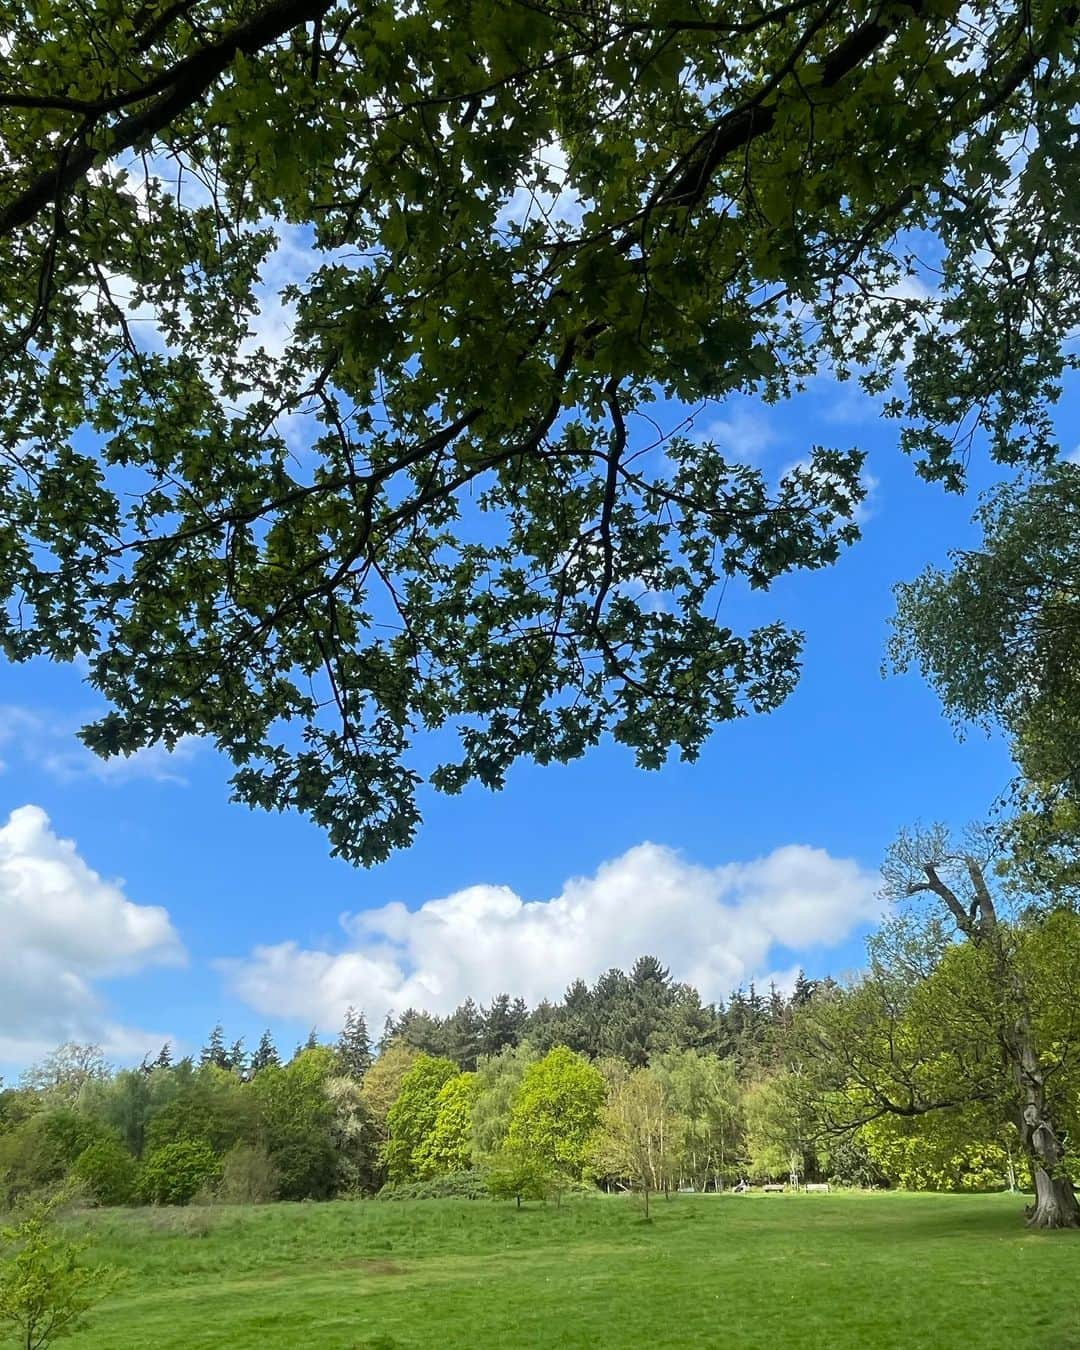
top-left (0, 805), bottom-right (184, 1063)
top-left (694, 403), bottom-right (778, 461)
top-left (0, 705), bottom-right (201, 785)
top-left (219, 841), bottom-right (881, 1031)
top-left (41, 737), bottom-right (201, 786)
top-left (779, 457), bottom-right (880, 527)
top-left (1065, 445), bottom-right (1080, 466)
top-left (497, 138), bottom-right (586, 236)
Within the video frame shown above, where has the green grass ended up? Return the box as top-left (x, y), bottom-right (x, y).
top-left (56, 1192), bottom-right (1080, 1349)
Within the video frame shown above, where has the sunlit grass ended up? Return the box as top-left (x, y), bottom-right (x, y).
top-left (63, 1191), bottom-right (1080, 1349)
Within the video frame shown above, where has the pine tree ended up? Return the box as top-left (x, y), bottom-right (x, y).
top-left (336, 1007), bottom-right (373, 1080)
top-left (200, 1024), bottom-right (228, 1070)
top-left (153, 1042), bottom-right (173, 1070)
top-left (791, 970), bottom-right (820, 1008)
top-left (481, 994), bottom-right (527, 1057)
top-left (250, 1030), bottom-right (280, 1075)
top-left (378, 1012), bottom-right (398, 1053)
top-left (442, 998), bottom-right (483, 1070)
top-left (227, 1037), bottom-right (247, 1077)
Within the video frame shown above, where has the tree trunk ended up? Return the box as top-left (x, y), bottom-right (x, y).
top-left (1014, 1033), bottom-right (1080, 1228)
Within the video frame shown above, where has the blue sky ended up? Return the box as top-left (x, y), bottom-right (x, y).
top-left (1, 363), bottom-right (1071, 1079)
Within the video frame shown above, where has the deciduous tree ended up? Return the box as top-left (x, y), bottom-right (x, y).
top-left (3, 0), bottom-right (1076, 862)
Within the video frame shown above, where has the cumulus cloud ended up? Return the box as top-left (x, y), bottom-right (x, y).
top-left (0, 805), bottom-right (184, 1063)
top-left (219, 841), bottom-right (881, 1031)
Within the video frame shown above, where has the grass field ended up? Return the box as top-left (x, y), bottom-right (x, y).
top-left (58, 1191), bottom-right (1080, 1349)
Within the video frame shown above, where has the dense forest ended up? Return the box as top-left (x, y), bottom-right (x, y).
top-left (4, 841), bottom-right (1078, 1217)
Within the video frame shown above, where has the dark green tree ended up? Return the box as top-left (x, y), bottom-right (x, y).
top-left (3, 0), bottom-right (1076, 864)
top-left (199, 1026), bottom-right (229, 1072)
top-left (442, 999), bottom-right (484, 1072)
top-left (892, 466), bottom-right (1080, 806)
top-left (335, 1007), bottom-right (374, 1081)
top-left (479, 995), bottom-right (526, 1059)
top-left (249, 1031), bottom-right (281, 1076)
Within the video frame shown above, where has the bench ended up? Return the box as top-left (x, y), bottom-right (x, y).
top-left (762, 1183), bottom-right (786, 1192)
top-left (803, 1183), bottom-right (831, 1193)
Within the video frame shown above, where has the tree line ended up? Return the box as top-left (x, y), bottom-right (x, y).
top-left (4, 863), bottom-right (1078, 1227)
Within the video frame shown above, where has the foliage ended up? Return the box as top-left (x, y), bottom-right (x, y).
top-left (376, 1171), bottom-right (492, 1202)
top-left (470, 1045), bottom-right (536, 1161)
top-left (891, 466), bottom-right (1080, 811)
top-left (335, 1009), bottom-right (374, 1081)
top-left (651, 1050), bottom-right (744, 1189)
top-left (0, 1193), bottom-right (119, 1349)
top-left (18, 1049), bottom-right (109, 1112)
top-left (215, 1144), bottom-right (280, 1205)
top-left (0, 1113), bottom-right (114, 1208)
top-left (69, 1139), bottom-right (137, 1208)
top-left (4, 0), bottom-right (1077, 862)
top-left (506, 1048), bottom-right (605, 1181)
top-left (413, 1073), bottom-right (477, 1179)
top-left (486, 1151), bottom-right (555, 1208)
top-left (743, 1070), bottom-right (816, 1184)
top-left (249, 1047), bottom-right (339, 1198)
top-left (144, 1064), bottom-right (258, 1157)
top-left (266, 1129), bottom-right (338, 1202)
top-left (249, 1032), bottom-right (282, 1077)
top-left (323, 1076), bottom-right (379, 1195)
top-left (360, 1044), bottom-right (420, 1147)
top-left (590, 1068), bottom-right (681, 1213)
top-left (860, 1109), bottom-right (1026, 1193)
top-left (139, 1141), bottom-right (222, 1207)
top-left (383, 1057), bottom-right (460, 1183)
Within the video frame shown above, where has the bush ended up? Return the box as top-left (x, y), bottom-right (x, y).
top-left (139, 1140), bottom-right (221, 1206)
top-left (216, 1143), bottom-right (280, 1204)
top-left (71, 1138), bottom-right (137, 1207)
top-left (270, 1127), bottom-right (337, 1201)
top-left (376, 1170), bottom-right (491, 1202)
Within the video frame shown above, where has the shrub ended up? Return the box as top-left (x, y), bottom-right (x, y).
top-left (71, 1138), bottom-right (137, 1207)
top-left (139, 1140), bottom-right (221, 1206)
top-left (376, 1170), bottom-right (491, 1202)
top-left (216, 1143), bottom-right (280, 1205)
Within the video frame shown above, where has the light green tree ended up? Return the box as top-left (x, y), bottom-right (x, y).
top-left (743, 1070), bottom-right (814, 1186)
top-left (360, 1044), bottom-right (419, 1143)
top-left (0, 1193), bottom-right (119, 1349)
top-left (414, 1073), bottom-right (478, 1178)
top-left (383, 1056), bottom-right (460, 1183)
top-left (797, 861), bottom-right (1080, 1226)
top-left (470, 1045), bottom-right (536, 1161)
top-left (139, 1140), bottom-right (221, 1206)
top-left (69, 1138), bottom-right (137, 1207)
top-left (506, 1047), bottom-right (605, 1184)
top-left (486, 1151), bottom-right (555, 1209)
top-left (590, 1067), bottom-right (682, 1218)
top-left (652, 1050), bottom-right (744, 1190)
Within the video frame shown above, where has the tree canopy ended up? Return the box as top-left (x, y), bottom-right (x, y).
top-left (1, 0), bottom-right (1077, 860)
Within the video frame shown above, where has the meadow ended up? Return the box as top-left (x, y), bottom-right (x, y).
top-left (61, 1191), bottom-right (1080, 1349)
